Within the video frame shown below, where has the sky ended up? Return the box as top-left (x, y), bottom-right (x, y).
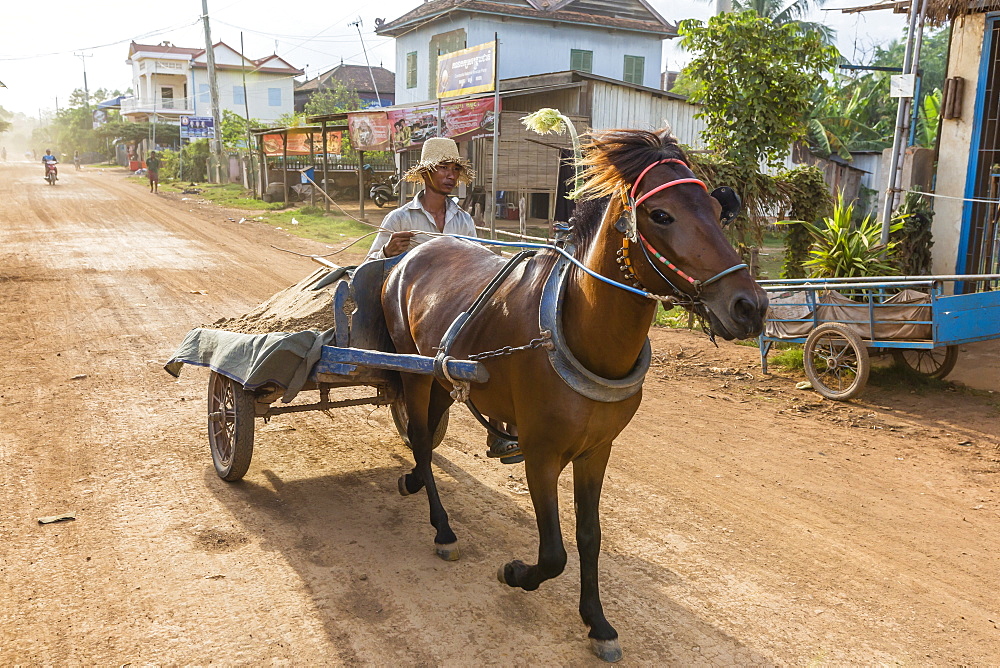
top-left (0, 0), bottom-right (910, 119)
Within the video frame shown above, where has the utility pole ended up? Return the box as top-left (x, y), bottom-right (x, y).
top-left (349, 17), bottom-right (382, 107)
top-left (75, 52), bottom-right (93, 127)
top-left (201, 0), bottom-right (225, 183)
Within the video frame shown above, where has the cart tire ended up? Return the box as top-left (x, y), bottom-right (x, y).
top-left (891, 345), bottom-right (959, 379)
top-left (803, 323), bottom-right (870, 401)
top-left (207, 371), bottom-right (255, 481)
top-left (391, 399), bottom-right (449, 449)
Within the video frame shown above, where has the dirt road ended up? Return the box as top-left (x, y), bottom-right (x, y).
top-left (2, 162), bottom-right (998, 665)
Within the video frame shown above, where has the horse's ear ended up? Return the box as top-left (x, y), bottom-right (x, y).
top-left (711, 187), bottom-right (741, 227)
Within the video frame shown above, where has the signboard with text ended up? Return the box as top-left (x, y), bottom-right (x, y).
top-left (386, 97), bottom-right (497, 151)
top-left (180, 116), bottom-right (215, 139)
top-left (437, 41), bottom-right (495, 99)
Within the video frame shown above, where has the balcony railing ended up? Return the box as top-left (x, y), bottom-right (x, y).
top-left (121, 96), bottom-right (197, 115)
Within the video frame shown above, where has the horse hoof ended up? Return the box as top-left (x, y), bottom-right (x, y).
top-left (435, 541), bottom-right (460, 561)
top-left (397, 475), bottom-right (410, 496)
top-left (496, 565), bottom-right (506, 584)
top-left (590, 638), bottom-right (623, 663)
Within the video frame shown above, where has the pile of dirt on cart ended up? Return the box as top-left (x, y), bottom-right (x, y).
top-left (210, 266), bottom-right (347, 334)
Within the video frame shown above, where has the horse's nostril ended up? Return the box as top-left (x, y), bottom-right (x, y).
top-left (733, 296), bottom-right (757, 323)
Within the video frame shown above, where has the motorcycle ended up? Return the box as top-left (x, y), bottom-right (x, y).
top-left (45, 162), bottom-right (59, 186)
top-left (370, 173), bottom-right (401, 208)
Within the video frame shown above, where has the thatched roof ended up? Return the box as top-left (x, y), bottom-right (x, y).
top-left (842, 0), bottom-right (1000, 26)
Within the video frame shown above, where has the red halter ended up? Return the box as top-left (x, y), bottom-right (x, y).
top-left (629, 158), bottom-right (707, 209)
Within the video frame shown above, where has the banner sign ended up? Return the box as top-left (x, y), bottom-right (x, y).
top-left (386, 97), bottom-right (497, 151)
top-left (347, 112), bottom-right (391, 151)
top-left (261, 130), bottom-right (342, 157)
top-left (437, 41), bottom-right (495, 99)
top-left (180, 115), bottom-right (215, 139)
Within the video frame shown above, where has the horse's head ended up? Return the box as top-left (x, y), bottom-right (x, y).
top-left (577, 129), bottom-right (768, 340)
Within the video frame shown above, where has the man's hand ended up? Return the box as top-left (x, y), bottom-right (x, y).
top-left (383, 230), bottom-right (415, 257)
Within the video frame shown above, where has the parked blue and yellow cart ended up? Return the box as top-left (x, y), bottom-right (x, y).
top-left (757, 274), bottom-right (1000, 400)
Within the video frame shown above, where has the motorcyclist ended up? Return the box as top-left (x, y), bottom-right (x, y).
top-left (42, 149), bottom-right (58, 181)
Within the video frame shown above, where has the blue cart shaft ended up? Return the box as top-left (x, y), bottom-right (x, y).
top-left (314, 346), bottom-right (490, 384)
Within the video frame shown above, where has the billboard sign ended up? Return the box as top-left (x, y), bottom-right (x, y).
top-left (386, 97), bottom-right (497, 151)
top-left (347, 112), bottom-right (392, 151)
top-left (437, 41), bottom-right (495, 99)
top-left (180, 116), bottom-right (215, 139)
top-left (261, 130), bottom-right (342, 157)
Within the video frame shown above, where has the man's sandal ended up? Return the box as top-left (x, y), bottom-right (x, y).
top-left (486, 437), bottom-right (524, 464)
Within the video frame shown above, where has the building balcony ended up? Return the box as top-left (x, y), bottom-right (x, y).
top-left (121, 96), bottom-right (197, 118)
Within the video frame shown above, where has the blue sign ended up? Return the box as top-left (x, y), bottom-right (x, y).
top-left (180, 116), bottom-right (215, 139)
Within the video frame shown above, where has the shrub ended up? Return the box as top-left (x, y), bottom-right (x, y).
top-left (789, 194), bottom-right (903, 278)
top-left (889, 190), bottom-right (934, 275)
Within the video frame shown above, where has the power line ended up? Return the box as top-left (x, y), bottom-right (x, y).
top-left (0, 19), bottom-right (200, 61)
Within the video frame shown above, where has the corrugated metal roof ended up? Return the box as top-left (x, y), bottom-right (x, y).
top-left (375, 0), bottom-right (675, 37)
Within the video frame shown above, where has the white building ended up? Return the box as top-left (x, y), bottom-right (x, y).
top-left (375, 0), bottom-right (675, 106)
top-left (121, 41), bottom-right (303, 127)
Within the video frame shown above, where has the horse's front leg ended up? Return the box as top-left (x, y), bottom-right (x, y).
top-left (400, 376), bottom-right (460, 560)
top-left (573, 444), bottom-right (621, 662)
top-left (498, 450), bottom-right (567, 590)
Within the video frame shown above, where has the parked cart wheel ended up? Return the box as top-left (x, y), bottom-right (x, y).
top-left (207, 371), bottom-right (255, 481)
top-left (891, 345), bottom-right (959, 379)
top-left (804, 323), bottom-right (871, 401)
top-left (390, 398), bottom-right (449, 450)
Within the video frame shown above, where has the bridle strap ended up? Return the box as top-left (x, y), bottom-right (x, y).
top-left (622, 157), bottom-right (748, 298)
top-left (629, 158), bottom-right (708, 210)
top-left (638, 233), bottom-right (748, 291)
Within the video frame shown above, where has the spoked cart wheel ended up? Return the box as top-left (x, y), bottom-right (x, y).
top-left (891, 345), bottom-right (959, 379)
top-left (207, 371), bottom-right (255, 481)
top-left (803, 323), bottom-right (871, 401)
top-left (390, 398), bottom-right (449, 450)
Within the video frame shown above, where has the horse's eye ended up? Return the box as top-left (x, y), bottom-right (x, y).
top-left (650, 209), bottom-right (674, 225)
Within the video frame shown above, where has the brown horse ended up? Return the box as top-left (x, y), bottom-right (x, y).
top-left (381, 128), bottom-right (768, 661)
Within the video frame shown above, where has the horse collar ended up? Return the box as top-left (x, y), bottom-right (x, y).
top-left (539, 248), bottom-right (651, 403)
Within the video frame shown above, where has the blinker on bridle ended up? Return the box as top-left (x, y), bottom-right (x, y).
top-left (614, 158), bottom-right (748, 299)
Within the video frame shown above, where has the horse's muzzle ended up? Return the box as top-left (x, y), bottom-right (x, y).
top-left (705, 286), bottom-right (768, 341)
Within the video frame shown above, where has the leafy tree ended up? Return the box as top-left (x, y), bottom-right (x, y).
top-left (220, 109), bottom-right (261, 150)
top-left (679, 11), bottom-right (839, 169)
top-left (0, 105), bottom-right (11, 135)
top-left (804, 76), bottom-right (892, 159)
top-left (870, 26), bottom-right (949, 110)
top-left (303, 79), bottom-right (364, 116)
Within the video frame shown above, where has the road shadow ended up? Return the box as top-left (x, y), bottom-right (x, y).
top-left (203, 448), bottom-right (771, 665)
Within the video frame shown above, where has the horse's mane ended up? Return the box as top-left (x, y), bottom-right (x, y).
top-left (566, 128), bottom-right (688, 255)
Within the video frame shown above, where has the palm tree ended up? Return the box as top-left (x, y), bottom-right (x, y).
top-left (726, 0), bottom-right (836, 45)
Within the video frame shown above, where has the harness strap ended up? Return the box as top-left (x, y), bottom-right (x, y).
top-left (433, 249), bottom-right (537, 442)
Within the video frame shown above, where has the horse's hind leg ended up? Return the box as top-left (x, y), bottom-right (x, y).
top-left (399, 375), bottom-right (460, 560)
top-left (573, 445), bottom-right (621, 662)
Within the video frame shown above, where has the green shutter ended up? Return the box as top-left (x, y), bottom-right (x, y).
top-left (623, 55), bottom-right (644, 85)
top-left (570, 49), bottom-right (593, 73)
top-left (406, 52), bottom-right (417, 89)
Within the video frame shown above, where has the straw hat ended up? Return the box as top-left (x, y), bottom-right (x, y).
top-left (402, 137), bottom-right (476, 183)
